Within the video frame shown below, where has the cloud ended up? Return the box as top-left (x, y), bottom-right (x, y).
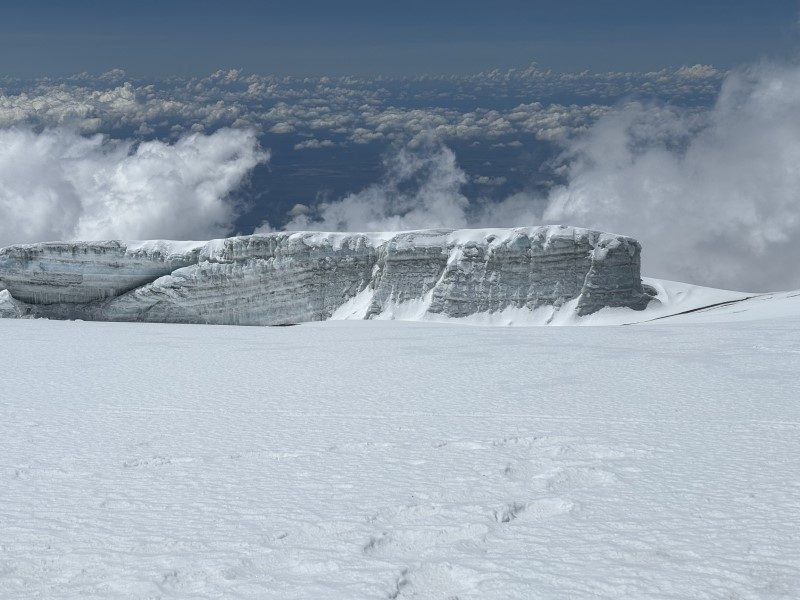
top-left (473, 175), bottom-right (507, 186)
top-left (542, 62), bottom-right (800, 291)
top-left (675, 64), bottom-right (720, 79)
top-left (293, 138), bottom-right (335, 150)
top-left (0, 127), bottom-right (268, 245)
top-left (285, 142), bottom-right (469, 232)
top-left (269, 122), bottom-right (295, 134)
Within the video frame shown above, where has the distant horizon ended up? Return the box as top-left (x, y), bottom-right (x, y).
top-left (1, 0), bottom-right (797, 77)
top-left (1, 60), bottom-right (731, 81)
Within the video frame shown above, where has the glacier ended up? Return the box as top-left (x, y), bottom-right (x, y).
top-left (0, 226), bottom-right (654, 325)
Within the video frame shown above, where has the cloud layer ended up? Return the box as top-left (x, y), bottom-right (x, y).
top-left (0, 64), bottom-right (721, 146)
top-left (0, 127), bottom-right (267, 245)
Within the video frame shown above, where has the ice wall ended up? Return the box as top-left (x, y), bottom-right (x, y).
top-left (0, 227), bottom-right (654, 325)
top-left (0, 240), bottom-right (202, 304)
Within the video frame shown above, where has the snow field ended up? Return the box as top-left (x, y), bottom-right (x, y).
top-left (1, 312), bottom-right (799, 598)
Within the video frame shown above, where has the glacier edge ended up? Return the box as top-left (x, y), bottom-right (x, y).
top-left (0, 226), bottom-right (655, 325)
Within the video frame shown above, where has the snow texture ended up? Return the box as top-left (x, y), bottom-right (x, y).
top-left (0, 226), bottom-right (653, 325)
top-left (1, 294), bottom-right (799, 599)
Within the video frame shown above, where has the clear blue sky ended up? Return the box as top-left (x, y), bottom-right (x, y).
top-left (1, 0), bottom-right (798, 76)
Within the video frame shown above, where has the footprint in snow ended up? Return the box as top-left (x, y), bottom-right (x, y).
top-left (494, 498), bottom-right (575, 524)
top-left (493, 501), bottom-right (527, 523)
top-left (363, 531), bottom-right (391, 553)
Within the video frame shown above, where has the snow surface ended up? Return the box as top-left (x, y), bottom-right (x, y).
top-left (327, 277), bottom-right (754, 327)
top-left (1, 292), bottom-right (799, 599)
top-left (650, 288), bottom-right (800, 324)
top-left (572, 277), bottom-right (753, 326)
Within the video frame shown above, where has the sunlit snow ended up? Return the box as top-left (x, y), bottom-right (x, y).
top-left (1, 289), bottom-right (799, 598)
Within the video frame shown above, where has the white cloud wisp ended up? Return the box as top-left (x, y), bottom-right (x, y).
top-left (282, 143), bottom-right (470, 232)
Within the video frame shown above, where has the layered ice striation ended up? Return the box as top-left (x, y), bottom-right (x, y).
top-left (0, 240), bottom-right (202, 304)
top-left (0, 227), bottom-right (654, 325)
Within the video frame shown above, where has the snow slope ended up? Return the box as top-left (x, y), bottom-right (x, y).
top-left (327, 277), bottom-right (774, 326)
top-left (650, 288), bottom-right (800, 324)
top-left (1, 299), bottom-right (799, 599)
top-left (574, 277), bottom-right (754, 325)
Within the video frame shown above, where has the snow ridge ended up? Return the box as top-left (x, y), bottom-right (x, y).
top-left (0, 226), bottom-right (654, 325)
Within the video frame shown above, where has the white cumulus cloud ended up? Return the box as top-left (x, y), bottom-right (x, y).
top-left (0, 127), bottom-right (268, 245)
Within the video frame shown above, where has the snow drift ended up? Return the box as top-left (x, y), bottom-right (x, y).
top-left (0, 226), bottom-right (653, 325)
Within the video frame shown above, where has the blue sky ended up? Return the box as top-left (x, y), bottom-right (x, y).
top-left (1, 0), bottom-right (798, 76)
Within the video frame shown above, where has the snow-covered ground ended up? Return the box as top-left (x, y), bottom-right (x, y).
top-left (1, 287), bottom-right (799, 599)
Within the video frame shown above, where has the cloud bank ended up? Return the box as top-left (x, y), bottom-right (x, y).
top-left (283, 62), bottom-right (800, 292)
top-left (544, 62), bottom-right (800, 291)
top-left (0, 64), bottom-right (721, 147)
top-left (0, 127), bottom-right (267, 246)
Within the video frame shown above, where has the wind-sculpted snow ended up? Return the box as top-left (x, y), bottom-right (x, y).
top-left (2, 313), bottom-right (799, 599)
top-left (0, 227), bottom-right (653, 325)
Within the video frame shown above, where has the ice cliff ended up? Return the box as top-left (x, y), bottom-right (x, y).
top-left (0, 227), bottom-right (654, 325)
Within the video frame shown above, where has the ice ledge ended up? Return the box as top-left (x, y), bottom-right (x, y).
top-left (0, 226), bottom-right (655, 325)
